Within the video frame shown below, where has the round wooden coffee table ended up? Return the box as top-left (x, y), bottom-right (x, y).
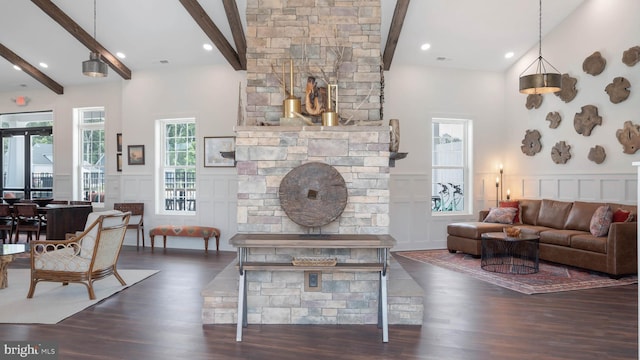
top-left (481, 232), bottom-right (540, 274)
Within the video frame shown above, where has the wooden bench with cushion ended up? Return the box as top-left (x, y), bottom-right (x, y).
top-left (149, 225), bottom-right (220, 252)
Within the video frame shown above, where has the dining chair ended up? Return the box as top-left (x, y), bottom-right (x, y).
top-left (49, 200), bottom-right (69, 205)
top-left (113, 203), bottom-right (145, 248)
top-left (70, 200), bottom-right (92, 205)
top-left (0, 204), bottom-right (15, 244)
top-left (14, 203), bottom-right (45, 243)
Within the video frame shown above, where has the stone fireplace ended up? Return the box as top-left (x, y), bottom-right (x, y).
top-left (245, 0), bottom-right (383, 125)
top-left (200, 0), bottom-right (423, 330)
top-left (235, 125), bottom-right (390, 234)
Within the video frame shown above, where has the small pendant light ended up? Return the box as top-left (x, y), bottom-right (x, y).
top-left (82, 0), bottom-right (108, 77)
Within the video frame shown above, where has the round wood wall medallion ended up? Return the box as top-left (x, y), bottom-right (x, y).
top-left (279, 162), bottom-right (348, 227)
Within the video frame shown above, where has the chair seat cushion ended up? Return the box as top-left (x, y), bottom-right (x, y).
top-left (34, 247), bottom-right (90, 272)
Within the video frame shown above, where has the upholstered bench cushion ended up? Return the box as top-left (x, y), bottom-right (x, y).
top-left (149, 225), bottom-right (221, 252)
top-left (149, 225), bottom-right (219, 238)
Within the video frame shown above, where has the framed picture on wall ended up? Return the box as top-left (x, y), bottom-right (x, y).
top-left (117, 153), bottom-right (122, 172)
top-left (204, 136), bottom-right (235, 167)
top-left (127, 145), bottom-right (145, 165)
top-left (116, 133), bottom-right (122, 153)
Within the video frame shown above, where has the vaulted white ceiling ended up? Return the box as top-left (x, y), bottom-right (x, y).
top-left (0, 0), bottom-right (584, 94)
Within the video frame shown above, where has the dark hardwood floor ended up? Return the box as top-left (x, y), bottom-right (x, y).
top-left (1, 245), bottom-right (637, 360)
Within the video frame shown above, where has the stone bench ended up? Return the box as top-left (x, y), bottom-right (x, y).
top-left (149, 225), bottom-right (220, 252)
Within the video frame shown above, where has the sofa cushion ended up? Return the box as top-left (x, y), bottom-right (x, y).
top-left (570, 234), bottom-right (607, 254)
top-left (537, 199), bottom-right (573, 229)
top-left (483, 207), bottom-right (517, 224)
top-left (564, 201), bottom-right (601, 231)
top-left (447, 222), bottom-right (508, 240)
top-left (519, 199), bottom-right (541, 225)
top-left (590, 205), bottom-right (613, 237)
top-left (499, 201), bottom-right (521, 223)
top-left (539, 229), bottom-right (585, 247)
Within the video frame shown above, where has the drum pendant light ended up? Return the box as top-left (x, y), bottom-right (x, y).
top-left (519, 0), bottom-right (561, 94)
top-left (82, 0), bottom-right (108, 77)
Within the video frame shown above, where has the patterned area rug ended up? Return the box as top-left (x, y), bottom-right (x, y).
top-left (394, 250), bottom-right (637, 294)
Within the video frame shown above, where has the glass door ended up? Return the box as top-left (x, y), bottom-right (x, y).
top-left (1, 128), bottom-right (53, 200)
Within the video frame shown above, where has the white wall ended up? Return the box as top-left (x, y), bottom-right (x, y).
top-left (0, 0), bottom-right (636, 251)
top-left (505, 0), bottom-right (640, 178)
top-left (0, 65), bottom-right (243, 250)
top-left (386, 0), bottom-right (640, 251)
top-left (384, 67), bottom-right (505, 250)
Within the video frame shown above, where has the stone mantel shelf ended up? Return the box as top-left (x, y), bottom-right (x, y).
top-left (235, 125), bottom-right (390, 133)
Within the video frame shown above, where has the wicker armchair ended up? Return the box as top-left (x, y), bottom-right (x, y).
top-left (27, 211), bottom-right (131, 300)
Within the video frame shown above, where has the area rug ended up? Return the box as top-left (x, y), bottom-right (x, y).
top-left (0, 269), bottom-right (159, 324)
top-left (394, 250), bottom-right (637, 295)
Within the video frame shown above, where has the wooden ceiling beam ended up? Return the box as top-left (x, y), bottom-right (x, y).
top-left (383, 0), bottom-right (410, 71)
top-left (180, 0), bottom-right (243, 71)
top-left (31, 0), bottom-right (132, 80)
top-left (0, 43), bottom-right (64, 95)
top-left (222, 0), bottom-right (247, 70)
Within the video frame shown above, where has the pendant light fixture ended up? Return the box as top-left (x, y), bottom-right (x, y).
top-left (519, 0), bottom-right (561, 94)
top-left (82, 0), bottom-right (108, 77)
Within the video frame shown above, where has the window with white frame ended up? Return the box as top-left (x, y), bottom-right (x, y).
top-left (77, 107), bottom-right (105, 205)
top-left (158, 119), bottom-right (196, 214)
top-left (431, 118), bottom-right (472, 214)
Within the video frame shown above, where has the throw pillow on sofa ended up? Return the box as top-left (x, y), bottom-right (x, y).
top-left (499, 201), bottom-right (521, 223)
top-left (483, 207), bottom-right (517, 224)
top-left (590, 205), bottom-right (613, 237)
top-left (613, 208), bottom-right (634, 223)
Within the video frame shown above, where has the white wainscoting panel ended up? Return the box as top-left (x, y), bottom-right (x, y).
top-left (390, 172), bottom-right (638, 252)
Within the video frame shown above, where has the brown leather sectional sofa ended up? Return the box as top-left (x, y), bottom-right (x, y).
top-left (447, 199), bottom-right (637, 277)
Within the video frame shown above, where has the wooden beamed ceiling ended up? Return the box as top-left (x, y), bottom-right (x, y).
top-left (4, 0), bottom-right (406, 94)
top-left (31, 0), bottom-right (132, 80)
top-left (383, 0), bottom-right (410, 71)
top-left (179, 0), bottom-right (245, 71)
top-left (0, 43), bottom-right (64, 94)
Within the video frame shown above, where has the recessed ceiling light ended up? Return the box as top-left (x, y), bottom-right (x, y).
top-left (13, 65), bottom-right (21, 71)
top-left (505, 52), bottom-right (515, 59)
top-left (39, 62), bottom-right (48, 68)
top-left (116, 52), bottom-right (126, 59)
top-left (203, 44), bottom-right (213, 51)
top-left (420, 43), bottom-right (431, 51)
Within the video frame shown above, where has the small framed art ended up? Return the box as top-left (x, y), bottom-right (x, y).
top-left (117, 153), bottom-right (122, 172)
top-left (116, 133), bottom-right (122, 153)
top-left (204, 136), bottom-right (235, 167)
top-left (127, 145), bottom-right (145, 165)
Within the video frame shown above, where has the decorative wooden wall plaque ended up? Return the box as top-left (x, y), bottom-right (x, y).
top-left (574, 105), bottom-right (602, 136)
top-left (616, 121), bottom-right (640, 154)
top-left (525, 94), bottom-right (542, 110)
top-left (622, 46), bottom-right (640, 66)
top-left (588, 145), bottom-right (606, 164)
top-left (521, 130), bottom-right (542, 156)
top-left (554, 74), bottom-right (578, 103)
top-left (551, 141), bottom-right (572, 164)
top-left (546, 112), bottom-right (562, 129)
top-left (605, 77), bottom-right (631, 104)
top-left (583, 51), bottom-right (606, 75)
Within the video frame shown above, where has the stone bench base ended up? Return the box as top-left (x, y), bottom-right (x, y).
top-left (149, 225), bottom-right (220, 252)
top-left (201, 255), bottom-right (424, 326)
